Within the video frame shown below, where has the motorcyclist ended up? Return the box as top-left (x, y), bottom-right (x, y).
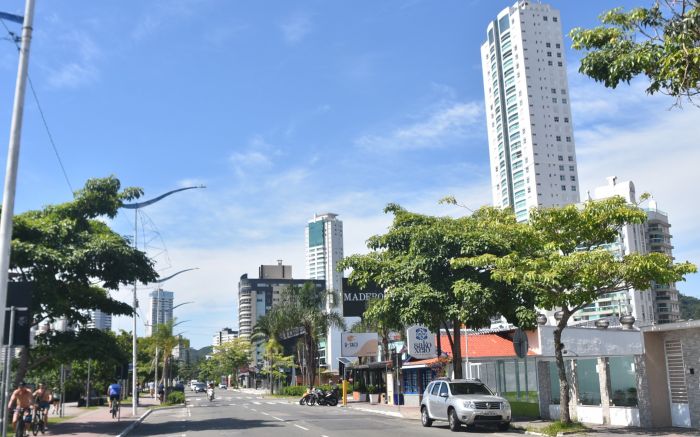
top-left (206, 382), bottom-right (215, 401)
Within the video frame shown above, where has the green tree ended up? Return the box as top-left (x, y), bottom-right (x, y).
top-left (680, 292), bottom-right (700, 319)
top-left (151, 319), bottom-right (181, 396)
top-left (7, 176), bottom-right (158, 382)
top-left (258, 339), bottom-right (294, 394)
top-left (340, 204), bottom-right (537, 379)
top-left (570, 1), bottom-right (700, 105)
top-left (264, 283), bottom-right (345, 387)
top-left (212, 338), bottom-right (251, 388)
top-left (462, 197), bottom-right (696, 423)
top-left (349, 298), bottom-right (403, 362)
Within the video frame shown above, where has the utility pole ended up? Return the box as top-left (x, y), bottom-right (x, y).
top-left (0, 0), bottom-right (36, 374)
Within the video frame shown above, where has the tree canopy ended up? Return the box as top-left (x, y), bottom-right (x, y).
top-left (340, 204), bottom-right (538, 379)
top-left (570, 1), bottom-right (700, 105)
top-left (461, 196), bottom-right (696, 422)
top-left (6, 176), bottom-right (159, 381)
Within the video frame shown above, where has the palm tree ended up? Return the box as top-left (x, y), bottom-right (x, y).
top-left (270, 283), bottom-right (346, 387)
top-left (151, 319), bottom-right (180, 398)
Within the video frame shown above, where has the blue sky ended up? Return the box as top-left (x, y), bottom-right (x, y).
top-left (1, 0), bottom-right (698, 349)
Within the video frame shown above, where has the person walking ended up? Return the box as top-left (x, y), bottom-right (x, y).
top-left (50, 388), bottom-right (61, 415)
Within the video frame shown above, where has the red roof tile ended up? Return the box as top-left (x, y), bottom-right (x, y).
top-left (436, 333), bottom-right (535, 358)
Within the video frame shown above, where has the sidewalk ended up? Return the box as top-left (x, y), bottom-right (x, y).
top-left (340, 401), bottom-right (700, 436)
top-left (48, 394), bottom-right (162, 437)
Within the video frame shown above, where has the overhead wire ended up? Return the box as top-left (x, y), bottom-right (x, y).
top-left (1, 17), bottom-right (74, 195)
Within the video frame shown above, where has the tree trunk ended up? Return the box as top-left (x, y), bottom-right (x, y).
top-left (451, 320), bottom-right (463, 379)
top-left (554, 310), bottom-right (572, 423)
top-left (381, 334), bottom-right (389, 362)
top-left (14, 347), bottom-right (29, 386)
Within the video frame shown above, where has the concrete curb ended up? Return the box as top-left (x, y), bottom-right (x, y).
top-left (116, 404), bottom-right (184, 437)
top-left (341, 404), bottom-right (418, 420)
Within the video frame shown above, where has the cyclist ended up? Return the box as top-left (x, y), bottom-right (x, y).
top-left (7, 381), bottom-right (33, 434)
top-left (107, 380), bottom-right (121, 413)
top-left (32, 383), bottom-right (52, 430)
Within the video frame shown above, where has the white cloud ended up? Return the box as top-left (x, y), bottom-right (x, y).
top-left (356, 101), bottom-right (483, 152)
top-left (45, 30), bottom-right (101, 89)
top-left (280, 12), bottom-right (312, 45)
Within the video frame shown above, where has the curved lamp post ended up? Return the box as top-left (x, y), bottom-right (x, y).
top-left (123, 185), bottom-right (204, 415)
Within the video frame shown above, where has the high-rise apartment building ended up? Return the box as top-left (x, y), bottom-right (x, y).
top-left (305, 213), bottom-right (344, 372)
top-left (481, 0), bottom-right (580, 221)
top-left (571, 177), bottom-right (681, 325)
top-left (146, 289), bottom-right (174, 336)
top-left (213, 327), bottom-right (239, 348)
top-left (645, 200), bottom-right (681, 323)
top-left (87, 309), bottom-right (112, 331)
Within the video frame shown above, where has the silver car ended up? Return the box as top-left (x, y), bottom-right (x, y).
top-left (420, 379), bottom-right (511, 431)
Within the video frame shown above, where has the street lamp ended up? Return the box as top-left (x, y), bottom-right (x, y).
top-left (123, 185), bottom-right (204, 415)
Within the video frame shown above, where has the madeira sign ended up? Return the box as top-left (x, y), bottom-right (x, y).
top-left (342, 278), bottom-right (385, 318)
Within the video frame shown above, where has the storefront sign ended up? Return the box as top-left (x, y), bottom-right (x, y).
top-left (341, 332), bottom-right (378, 357)
top-left (342, 278), bottom-right (385, 317)
top-left (406, 325), bottom-right (435, 359)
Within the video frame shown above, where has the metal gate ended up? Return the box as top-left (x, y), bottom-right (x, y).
top-left (664, 339), bottom-right (690, 427)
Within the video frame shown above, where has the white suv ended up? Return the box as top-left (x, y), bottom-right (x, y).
top-left (420, 379), bottom-right (511, 432)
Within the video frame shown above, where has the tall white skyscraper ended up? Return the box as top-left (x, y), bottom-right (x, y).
top-left (87, 309), bottom-right (112, 331)
top-left (146, 289), bottom-right (174, 337)
top-left (305, 213), bottom-right (344, 373)
top-left (481, 1), bottom-right (580, 221)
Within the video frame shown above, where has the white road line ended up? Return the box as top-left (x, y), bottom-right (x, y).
top-left (228, 403), bottom-right (236, 406)
top-left (270, 415), bottom-right (284, 421)
top-left (250, 408), bottom-right (257, 412)
top-left (252, 401), bottom-right (261, 405)
top-left (266, 401), bottom-right (276, 405)
top-left (294, 424), bottom-right (309, 431)
top-left (261, 412), bottom-right (269, 416)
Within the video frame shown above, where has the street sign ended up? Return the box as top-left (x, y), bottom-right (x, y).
top-left (513, 328), bottom-right (529, 359)
top-left (3, 282), bottom-right (33, 346)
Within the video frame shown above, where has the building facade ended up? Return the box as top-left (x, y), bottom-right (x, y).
top-left (305, 213), bottom-right (345, 372)
top-left (237, 265), bottom-right (325, 367)
top-left (645, 201), bottom-right (681, 323)
top-left (213, 327), bottom-right (239, 348)
top-left (87, 309), bottom-right (112, 331)
top-left (146, 289), bottom-right (174, 337)
top-left (481, 0), bottom-right (580, 221)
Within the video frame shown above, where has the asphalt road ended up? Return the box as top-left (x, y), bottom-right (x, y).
top-left (130, 391), bottom-right (518, 437)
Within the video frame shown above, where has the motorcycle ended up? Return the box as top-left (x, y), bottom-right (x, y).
top-left (309, 387), bottom-right (338, 406)
top-left (207, 387), bottom-right (215, 402)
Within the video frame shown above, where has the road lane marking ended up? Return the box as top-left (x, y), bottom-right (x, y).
top-left (294, 424), bottom-right (309, 431)
top-left (270, 415), bottom-right (284, 421)
top-left (252, 401), bottom-right (261, 405)
top-left (266, 402), bottom-right (276, 405)
top-left (250, 408), bottom-right (257, 412)
top-left (261, 412), bottom-right (269, 416)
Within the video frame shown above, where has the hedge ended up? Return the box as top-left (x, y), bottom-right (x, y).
top-left (166, 391), bottom-right (185, 405)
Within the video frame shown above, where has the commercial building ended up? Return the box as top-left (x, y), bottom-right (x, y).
top-left (146, 289), bottom-right (174, 337)
top-left (481, 0), bottom-right (580, 222)
top-left (305, 213), bottom-right (346, 372)
top-left (87, 309), bottom-right (112, 331)
top-left (645, 202), bottom-right (681, 323)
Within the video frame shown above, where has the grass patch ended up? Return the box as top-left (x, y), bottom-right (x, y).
top-left (534, 421), bottom-right (588, 437)
top-left (48, 415), bottom-right (75, 424)
top-left (502, 391), bottom-right (539, 402)
top-left (511, 400), bottom-right (540, 418)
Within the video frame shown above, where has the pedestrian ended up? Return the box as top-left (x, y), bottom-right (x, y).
top-left (157, 383), bottom-right (165, 404)
top-left (148, 381), bottom-right (155, 397)
top-left (51, 388), bottom-right (61, 415)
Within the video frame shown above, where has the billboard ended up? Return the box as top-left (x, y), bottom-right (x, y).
top-left (342, 278), bottom-right (385, 318)
top-left (341, 332), bottom-right (378, 357)
top-left (406, 325), bottom-right (436, 359)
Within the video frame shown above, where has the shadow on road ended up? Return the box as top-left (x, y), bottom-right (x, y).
top-left (50, 419), bottom-right (131, 435)
top-left (133, 417), bottom-right (285, 435)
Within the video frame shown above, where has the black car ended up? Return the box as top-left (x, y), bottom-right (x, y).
top-left (172, 383), bottom-right (185, 392)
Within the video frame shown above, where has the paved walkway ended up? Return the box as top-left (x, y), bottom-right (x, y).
top-left (47, 394), bottom-right (160, 437)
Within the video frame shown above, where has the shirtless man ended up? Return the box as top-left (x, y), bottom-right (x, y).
top-left (7, 382), bottom-right (34, 433)
top-left (33, 383), bottom-right (52, 429)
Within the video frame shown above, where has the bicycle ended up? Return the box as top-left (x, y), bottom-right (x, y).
top-left (14, 408), bottom-right (32, 437)
top-left (30, 407), bottom-right (45, 435)
top-left (110, 399), bottom-right (120, 421)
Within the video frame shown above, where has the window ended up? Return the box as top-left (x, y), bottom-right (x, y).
top-left (557, 61), bottom-right (563, 67)
top-left (558, 155), bottom-right (564, 161)
top-left (546, 42), bottom-right (551, 48)
top-left (561, 185), bottom-right (566, 191)
top-left (559, 165), bottom-right (564, 171)
top-left (431, 382), bottom-right (441, 396)
top-left (547, 51), bottom-right (552, 57)
top-left (554, 116), bottom-right (559, 122)
top-left (543, 16), bottom-right (548, 21)
top-left (556, 43), bottom-right (560, 48)
top-left (570, 176), bottom-right (576, 181)
top-left (557, 52), bottom-right (561, 58)
top-left (562, 98), bottom-right (567, 103)
top-left (566, 136), bottom-right (571, 142)
top-left (568, 156), bottom-right (574, 162)
top-left (560, 175), bottom-right (565, 181)
top-left (564, 117), bottom-right (569, 123)
top-left (561, 89), bottom-right (566, 95)
top-left (551, 88), bottom-right (556, 94)
top-left (548, 60), bottom-right (553, 66)
top-left (569, 165), bottom-right (575, 171)
top-left (552, 97), bottom-right (558, 103)
top-left (556, 135), bottom-right (562, 141)
top-left (553, 16), bottom-right (558, 22)
top-left (576, 359), bottom-right (601, 405)
top-left (439, 383), bottom-right (448, 397)
top-left (571, 186), bottom-right (577, 191)
top-left (609, 357), bottom-right (638, 406)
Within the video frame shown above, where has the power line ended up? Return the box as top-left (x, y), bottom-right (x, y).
top-left (1, 17), bottom-right (74, 195)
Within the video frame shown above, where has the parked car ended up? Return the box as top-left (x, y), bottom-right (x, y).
top-left (420, 379), bottom-right (511, 432)
top-left (218, 384), bottom-right (227, 390)
top-left (189, 381), bottom-right (201, 391)
top-left (193, 383), bottom-right (207, 393)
